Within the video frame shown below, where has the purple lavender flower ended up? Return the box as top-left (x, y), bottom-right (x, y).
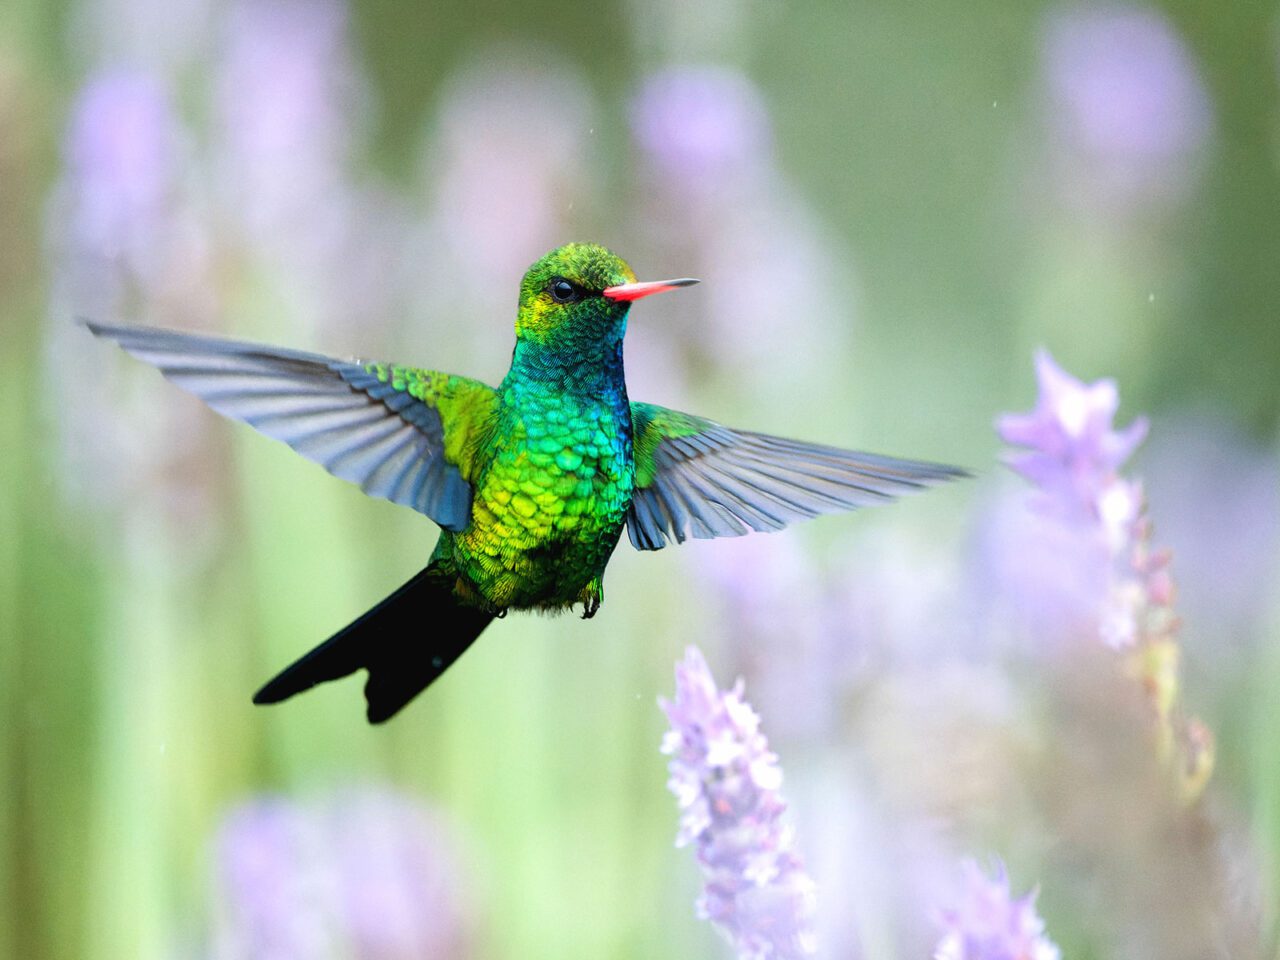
top-left (989, 351), bottom-right (1152, 646)
top-left (213, 787), bottom-right (474, 959)
top-left (997, 350), bottom-right (1148, 525)
top-left (933, 860), bottom-right (1060, 960)
top-left (1040, 5), bottom-right (1212, 210)
top-left (661, 646), bottom-right (816, 959)
top-left (996, 350), bottom-right (1214, 795)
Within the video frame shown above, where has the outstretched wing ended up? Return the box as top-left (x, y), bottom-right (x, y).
top-left (86, 321), bottom-right (498, 531)
top-left (626, 402), bottom-right (967, 550)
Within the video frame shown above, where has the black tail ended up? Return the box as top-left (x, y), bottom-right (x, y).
top-left (252, 567), bottom-right (495, 724)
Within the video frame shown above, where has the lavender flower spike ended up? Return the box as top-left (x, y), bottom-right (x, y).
top-left (997, 350), bottom-right (1214, 798)
top-left (997, 349), bottom-right (1150, 647)
top-left (934, 860), bottom-right (1061, 960)
top-left (661, 646), bottom-right (816, 959)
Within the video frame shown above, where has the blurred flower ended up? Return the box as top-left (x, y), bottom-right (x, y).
top-left (692, 535), bottom-right (852, 740)
top-left (998, 350), bottom-right (1213, 797)
top-left (64, 71), bottom-right (176, 259)
top-left (631, 66), bottom-right (772, 198)
top-left (998, 349), bottom-right (1148, 528)
top-left (995, 349), bottom-right (1147, 645)
top-left (215, 0), bottom-right (367, 242)
top-left (974, 484), bottom-right (1112, 648)
top-left (1140, 416), bottom-right (1280, 654)
top-left (1026, 645), bottom-right (1260, 957)
top-left (45, 67), bottom-right (222, 529)
top-left (695, 207), bottom-right (853, 379)
top-left (397, 54), bottom-right (601, 385)
top-left (212, 787), bottom-right (474, 960)
top-left (830, 528), bottom-right (979, 666)
top-left (933, 860), bottom-right (1060, 960)
top-left (55, 68), bottom-right (211, 308)
top-left (419, 59), bottom-right (599, 293)
top-left (692, 527), bottom-right (969, 741)
top-left (661, 646), bottom-right (816, 959)
top-left (213, 0), bottom-right (405, 342)
top-left (1041, 5), bottom-right (1212, 212)
top-left (628, 64), bottom-right (856, 391)
top-left (799, 770), bottom-right (965, 960)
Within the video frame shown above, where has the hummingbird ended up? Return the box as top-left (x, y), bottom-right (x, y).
top-left (88, 242), bottom-right (965, 723)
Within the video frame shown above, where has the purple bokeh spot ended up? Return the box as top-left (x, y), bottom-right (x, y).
top-left (65, 69), bottom-right (180, 254)
top-left (1041, 5), bottom-right (1213, 209)
top-left (1044, 6), bottom-right (1210, 163)
top-left (631, 66), bottom-right (772, 189)
top-left (213, 788), bottom-right (472, 959)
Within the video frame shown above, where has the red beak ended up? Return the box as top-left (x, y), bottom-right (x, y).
top-left (602, 277), bottom-right (700, 302)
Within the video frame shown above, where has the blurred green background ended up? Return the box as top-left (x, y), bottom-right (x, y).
top-left (2, 0), bottom-right (1278, 957)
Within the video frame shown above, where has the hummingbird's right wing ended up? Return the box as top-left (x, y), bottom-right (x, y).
top-left (626, 402), bottom-right (966, 550)
top-left (86, 322), bottom-right (498, 532)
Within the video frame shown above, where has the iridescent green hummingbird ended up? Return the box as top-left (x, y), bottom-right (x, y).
top-left (88, 242), bottom-right (964, 722)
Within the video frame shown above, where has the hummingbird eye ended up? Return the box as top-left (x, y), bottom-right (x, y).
top-left (547, 278), bottom-right (580, 304)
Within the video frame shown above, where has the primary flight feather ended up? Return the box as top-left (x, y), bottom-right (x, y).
top-left (88, 242), bottom-right (965, 722)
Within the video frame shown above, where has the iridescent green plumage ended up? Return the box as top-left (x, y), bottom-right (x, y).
top-left (88, 242), bottom-right (964, 722)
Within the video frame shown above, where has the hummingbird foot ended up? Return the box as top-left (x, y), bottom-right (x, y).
top-left (576, 576), bottom-right (604, 619)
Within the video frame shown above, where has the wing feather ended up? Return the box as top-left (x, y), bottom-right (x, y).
top-left (627, 402), bottom-right (966, 550)
top-left (86, 321), bottom-right (496, 531)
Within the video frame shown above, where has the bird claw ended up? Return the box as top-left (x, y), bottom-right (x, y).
top-left (580, 597), bottom-right (600, 620)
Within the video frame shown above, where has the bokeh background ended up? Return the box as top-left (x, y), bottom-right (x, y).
top-left (2, 0), bottom-right (1279, 956)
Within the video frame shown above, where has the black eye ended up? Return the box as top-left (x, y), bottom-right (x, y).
top-left (548, 278), bottom-right (579, 303)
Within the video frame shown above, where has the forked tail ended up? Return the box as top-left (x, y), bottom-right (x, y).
top-left (253, 567), bottom-right (494, 723)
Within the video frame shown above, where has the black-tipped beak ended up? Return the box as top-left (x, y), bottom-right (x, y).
top-left (602, 277), bottom-right (700, 302)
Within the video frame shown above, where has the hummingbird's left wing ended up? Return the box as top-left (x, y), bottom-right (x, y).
top-left (86, 322), bottom-right (498, 531)
top-left (626, 402), bottom-right (966, 550)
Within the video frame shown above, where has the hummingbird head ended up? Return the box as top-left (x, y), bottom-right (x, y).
top-left (515, 242), bottom-right (698, 348)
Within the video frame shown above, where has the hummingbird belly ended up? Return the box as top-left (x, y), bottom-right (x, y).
top-left (442, 397), bottom-right (634, 612)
